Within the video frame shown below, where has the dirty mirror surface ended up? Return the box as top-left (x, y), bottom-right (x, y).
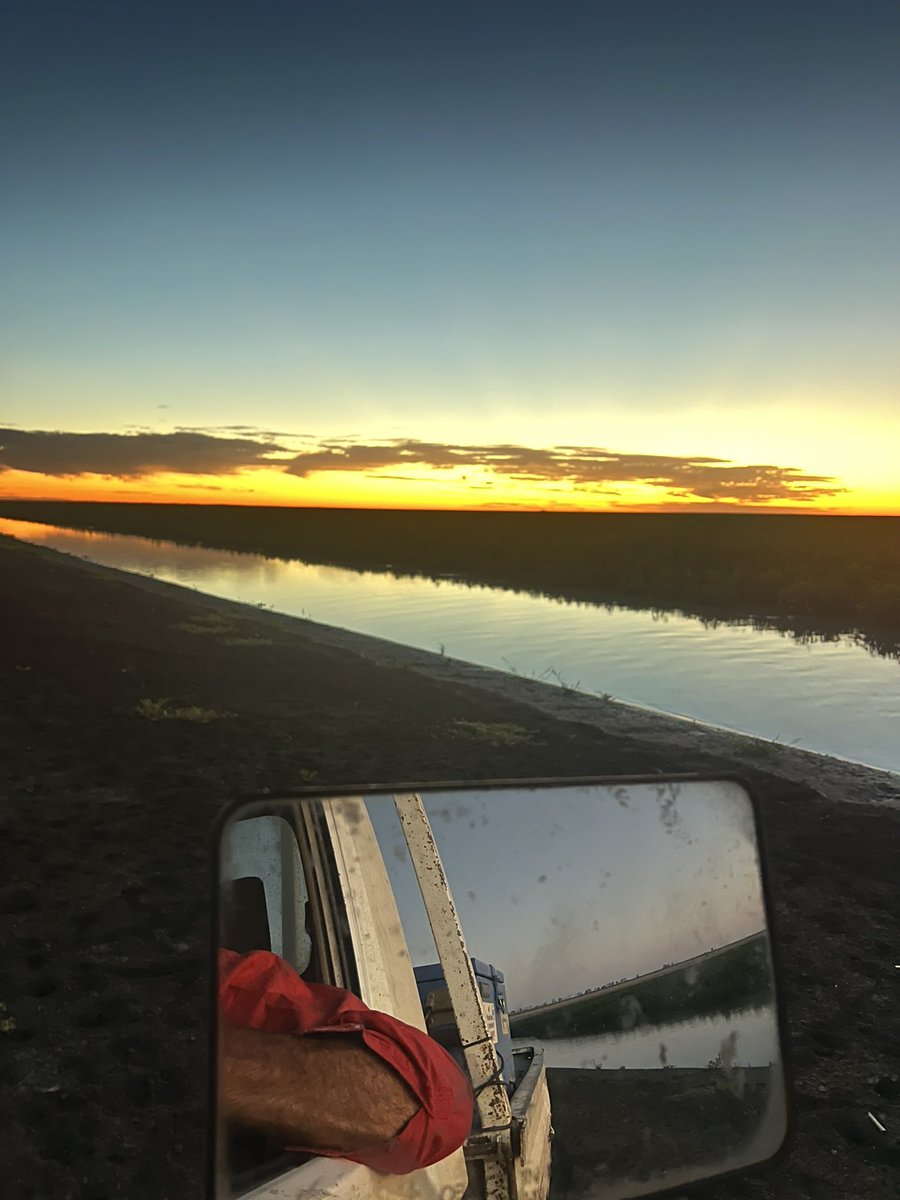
top-left (215, 781), bottom-right (788, 1200)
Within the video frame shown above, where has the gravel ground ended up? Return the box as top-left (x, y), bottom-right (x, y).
top-left (1, 534), bottom-right (898, 1199)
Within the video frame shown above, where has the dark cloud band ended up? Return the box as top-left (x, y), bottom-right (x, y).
top-left (284, 437), bottom-right (843, 504)
top-left (0, 427), bottom-right (844, 504)
top-left (0, 428), bottom-right (289, 479)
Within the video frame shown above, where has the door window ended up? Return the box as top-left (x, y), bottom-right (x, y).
top-left (219, 804), bottom-right (358, 1196)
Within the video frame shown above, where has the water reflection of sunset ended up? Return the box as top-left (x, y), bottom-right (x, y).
top-left (6, 513), bottom-right (894, 771)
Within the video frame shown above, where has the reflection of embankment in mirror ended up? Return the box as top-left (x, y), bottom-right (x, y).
top-left (541, 1011), bottom-right (786, 1199)
top-left (545, 1062), bottom-right (782, 1200)
top-left (509, 931), bottom-right (772, 1040)
top-left (2, 501), bottom-right (898, 659)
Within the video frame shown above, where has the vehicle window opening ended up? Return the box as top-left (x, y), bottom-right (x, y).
top-left (221, 876), bottom-right (271, 955)
top-left (220, 810), bottom-right (323, 1196)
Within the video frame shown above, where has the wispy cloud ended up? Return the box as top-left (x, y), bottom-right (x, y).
top-left (0, 428), bottom-right (846, 505)
top-left (173, 424), bottom-right (306, 441)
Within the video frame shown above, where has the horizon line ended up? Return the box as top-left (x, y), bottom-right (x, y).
top-left (1, 496), bottom-right (898, 518)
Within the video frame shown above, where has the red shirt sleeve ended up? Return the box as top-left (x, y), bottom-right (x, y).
top-left (218, 949), bottom-right (474, 1174)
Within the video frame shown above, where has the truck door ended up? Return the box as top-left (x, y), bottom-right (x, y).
top-left (217, 798), bottom-right (469, 1200)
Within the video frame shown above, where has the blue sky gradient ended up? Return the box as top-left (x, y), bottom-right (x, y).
top-left (3, 2), bottom-right (898, 509)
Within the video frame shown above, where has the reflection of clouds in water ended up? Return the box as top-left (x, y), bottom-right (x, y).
top-left (0, 520), bottom-right (268, 579)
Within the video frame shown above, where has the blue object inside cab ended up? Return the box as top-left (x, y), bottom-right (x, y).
top-left (414, 958), bottom-right (515, 1093)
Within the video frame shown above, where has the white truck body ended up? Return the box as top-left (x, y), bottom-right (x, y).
top-left (218, 795), bottom-right (552, 1200)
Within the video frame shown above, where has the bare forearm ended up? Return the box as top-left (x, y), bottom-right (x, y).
top-left (219, 1024), bottom-right (420, 1151)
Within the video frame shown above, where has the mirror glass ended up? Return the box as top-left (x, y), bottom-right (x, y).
top-left (214, 779), bottom-right (788, 1200)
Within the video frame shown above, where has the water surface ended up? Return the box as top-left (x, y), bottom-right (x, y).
top-left (536, 1004), bottom-right (779, 1070)
top-left (4, 517), bottom-right (898, 773)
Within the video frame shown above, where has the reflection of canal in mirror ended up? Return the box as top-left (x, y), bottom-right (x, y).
top-left (538, 1003), bottom-right (779, 1070)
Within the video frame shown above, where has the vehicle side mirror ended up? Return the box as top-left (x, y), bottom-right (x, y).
top-left (211, 776), bottom-right (792, 1200)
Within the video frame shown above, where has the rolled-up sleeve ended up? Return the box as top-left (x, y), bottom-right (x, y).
top-left (218, 949), bottom-right (474, 1174)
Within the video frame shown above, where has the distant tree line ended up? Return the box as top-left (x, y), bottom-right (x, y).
top-left (508, 936), bottom-right (773, 1038)
top-left (1, 501), bottom-right (897, 650)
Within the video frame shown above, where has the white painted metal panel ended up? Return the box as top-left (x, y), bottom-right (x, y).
top-left (323, 796), bottom-right (429, 1028)
top-left (512, 1060), bottom-right (552, 1200)
top-left (228, 1153), bottom-right (466, 1200)
top-left (394, 793), bottom-right (513, 1200)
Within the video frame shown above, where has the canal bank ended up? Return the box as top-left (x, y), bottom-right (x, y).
top-left (2, 527), bottom-right (899, 806)
top-left (2, 513), bottom-right (899, 774)
top-left (1, 532), bottom-right (898, 1200)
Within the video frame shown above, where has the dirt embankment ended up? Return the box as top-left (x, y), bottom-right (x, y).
top-left (1, 534), bottom-right (898, 1200)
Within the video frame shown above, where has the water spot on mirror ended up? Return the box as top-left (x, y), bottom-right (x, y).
top-left (618, 995), bottom-right (645, 1031)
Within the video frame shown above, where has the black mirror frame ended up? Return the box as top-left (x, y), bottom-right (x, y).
top-left (207, 771), bottom-right (795, 1200)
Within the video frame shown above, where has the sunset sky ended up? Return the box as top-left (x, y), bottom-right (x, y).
top-left (3, 1), bottom-right (898, 514)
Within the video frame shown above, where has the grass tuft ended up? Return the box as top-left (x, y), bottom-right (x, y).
top-left (174, 613), bottom-right (272, 646)
top-left (449, 719), bottom-right (536, 747)
top-left (135, 697), bottom-right (230, 723)
top-left (173, 614), bottom-right (238, 636)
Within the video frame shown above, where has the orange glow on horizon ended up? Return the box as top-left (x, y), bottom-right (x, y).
top-left (0, 467), bottom-right (897, 516)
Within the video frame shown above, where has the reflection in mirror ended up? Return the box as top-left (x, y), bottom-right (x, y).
top-left (214, 780), bottom-right (788, 1200)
